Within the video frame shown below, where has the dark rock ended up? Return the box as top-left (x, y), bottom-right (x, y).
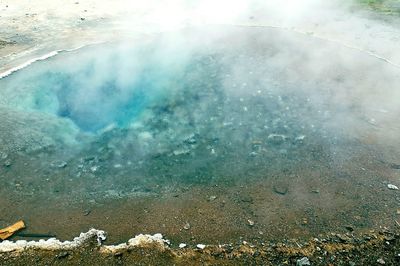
top-left (345, 226), bottom-right (354, 232)
top-left (56, 252), bottom-right (69, 259)
top-left (240, 195), bottom-right (254, 204)
top-left (390, 163), bottom-right (400, 169)
top-left (273, 184), bottom-right (288, 195)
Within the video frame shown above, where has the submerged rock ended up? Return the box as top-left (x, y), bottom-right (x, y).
top-left (296, 257), bottom-right (311, 266)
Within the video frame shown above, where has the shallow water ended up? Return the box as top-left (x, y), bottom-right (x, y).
top-left (1, 26), bottom-right (400, 243)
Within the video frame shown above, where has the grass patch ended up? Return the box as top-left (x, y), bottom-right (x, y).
top-left (354, 0), bottom-right (400, 15)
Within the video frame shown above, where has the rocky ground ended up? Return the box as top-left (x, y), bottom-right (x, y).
top-left (1, 230), bottom-right (400, 265)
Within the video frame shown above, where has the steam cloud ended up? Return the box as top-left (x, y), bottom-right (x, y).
top-left (0, 0), bottom-right (399, 160)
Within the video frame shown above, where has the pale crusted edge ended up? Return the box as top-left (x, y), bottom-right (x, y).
top-left (0, 229), bottom-right (171, 254)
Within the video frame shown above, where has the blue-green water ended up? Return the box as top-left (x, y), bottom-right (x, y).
top-left (0, 27), bottom-right (399, 200)
top-left (1, 27), bottom-right (400, 245)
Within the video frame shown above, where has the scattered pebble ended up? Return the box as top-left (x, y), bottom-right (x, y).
top-left (345, 225), bottom-right (354, 232)
top-left (183, 222), bottom-right (191, 230)
top-left (58, 161), bottom-right (67, 168)
top-left (390, 163), bottom-right (400, 169)
top-left (196, 244), bottom-right (206, 249)
top-left (296, 257), bottom-right (311, 266)
top-left (247, 219), bottom-right (255, 227)
top-left (179, 243), bottom-right (187, 248)
top-left (208, 195), bottom-right (217, 201)
top-left (51, 161), bottom-right (67, 168)
top-left (295, 135), bottom-right (306, 141)
top-left (56, 251), bottom-right (69, 259)
top-left (388, 184), bottom-right (399, 190)
top-left (240, 195), bottom-right (253, 204)
top-left (377, 258), bottom-right (385, 264)
top-left (83, 209), bottom-right (91, 216)
top-left (273, 183), bottom-right (288, 195)
top-left (267, 134), bottom-right (287, 145)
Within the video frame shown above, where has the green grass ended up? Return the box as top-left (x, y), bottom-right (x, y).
top-left (355, 0), bottom-right (400, 15)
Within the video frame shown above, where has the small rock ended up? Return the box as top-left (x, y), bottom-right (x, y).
top-left (51, 161), bottom-right (67, 168)
top-left (337, 233), bottom-right (351, 243)
top-left (179, 243), bottom-right (187, 248)
top-left (3, 160), bottom-right (11, 167)
top-left (344, 225), bottom-right (354, 232)
top-left (83, 209), bottom-right (91, 216)
top-left (247, 219), bottom-right (255, 227)
top-left (114, 252), bottom-right (123, 257)
top-left (240, 195), bottom-right (253, 204)
top-left (184, 134), bottom-right (197, 144)
top-left (273, 183), bottom-right (288, 195)
top-left (56, 251), bottom-right (69, 259)
top-left (173, 148), bottom-right (190, 156)
top-left (377, 258), bottom-right (385, 264)
top-left (208, 195), bottom-right (217, 201)
top-left (57, 161), bottom-right (67, 168)
top-left (183, 222), bottom-right (191, 230)
top-left (295, 135), bottom-right (306, 142)
top-left (197, 244), bottom-right (206, 249)
top-left (388, 184), bottom-right (399, 190)
top-left (249, 151), bottom-right (258, 157)
top-left (390, 163), bottom-right (400, 169)
top-left (0, 152), bottom-right (8, 160)
top-left (296, 257), bottom-right (311, 266)
top-left (267, 134), bottom-right (287, 145)
top-left (80, 17), bottom-right (85, 21)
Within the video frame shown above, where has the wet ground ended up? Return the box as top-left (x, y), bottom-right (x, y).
top-left (1, 26), bottom-right (400, 241)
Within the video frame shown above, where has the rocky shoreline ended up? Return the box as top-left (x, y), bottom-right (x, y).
top-left (1, 229), bottom-right (400, 265)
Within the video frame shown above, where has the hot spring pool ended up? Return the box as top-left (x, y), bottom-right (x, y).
top-left (1, 27), bottom-right (400, 243)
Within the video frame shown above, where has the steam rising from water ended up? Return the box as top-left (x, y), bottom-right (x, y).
top-left (0, 0), bottom-right (399, 197)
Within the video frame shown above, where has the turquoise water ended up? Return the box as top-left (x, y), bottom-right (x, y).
top-left (0, 27), bottom-right (398, 200)
top-left (2, 28), bottom-right (400, 245)
top-left (0, 43), bottom-right (192, 132)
